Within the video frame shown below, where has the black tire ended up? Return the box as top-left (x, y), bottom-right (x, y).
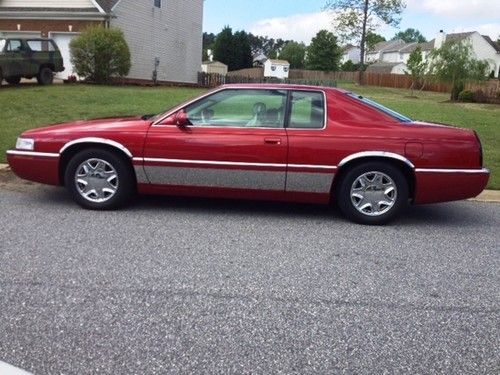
top-left (6, 77), bottom-right (21, 85)
top-left (37, 67), bottom-right (54, 85)
top-left (0, 68), bottom-right (3, 85)
top-left (64, 149), bottom-right (135, 210)
top-left (336, 162), bottom-right (409, 225)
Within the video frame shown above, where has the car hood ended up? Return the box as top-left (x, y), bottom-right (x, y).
top-left (22, 116), bottom-right (151, 136)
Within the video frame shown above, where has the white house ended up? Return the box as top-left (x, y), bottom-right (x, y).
top-left (341, 44), bottom-right (361, 64)
top-left (0, 0), bottom-right (204, 83)
top-left (263, 59), bottom-right (290, 79)
top-left (365, 39), bottom-right (406, 63)
top-left (365, 31), bottom-right (500, 77)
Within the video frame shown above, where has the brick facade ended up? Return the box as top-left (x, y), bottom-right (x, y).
top-left (0, 19), bottom-right (103, 37)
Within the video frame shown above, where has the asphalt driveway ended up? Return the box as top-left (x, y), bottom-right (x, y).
top-left (0, 182), bottom-right (498, 374)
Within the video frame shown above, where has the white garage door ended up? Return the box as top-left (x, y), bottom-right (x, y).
top-left (49, 32), bottom-right (79, 80)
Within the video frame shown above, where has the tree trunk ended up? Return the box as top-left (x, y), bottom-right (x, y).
top-left (358, 0), bottom-right (370, 85)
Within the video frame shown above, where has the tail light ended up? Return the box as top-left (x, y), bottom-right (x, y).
top-left (473, 131), bottom-right (483, 167)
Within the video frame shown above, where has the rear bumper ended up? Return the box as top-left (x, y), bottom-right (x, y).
top-left (414, 168), bottom-right (490, 204)
top-left (6, 150), bottom-right (60, 186)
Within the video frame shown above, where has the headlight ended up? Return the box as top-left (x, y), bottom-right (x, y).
top-left (16, 138), bottom-right (35, 150)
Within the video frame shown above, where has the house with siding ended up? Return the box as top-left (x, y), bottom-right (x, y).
top-left (365, 31), bottom-right (500, 77)
top-left (0, 0), bottom-right (203, 83)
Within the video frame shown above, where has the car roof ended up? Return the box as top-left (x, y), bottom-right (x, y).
top-left (220, 83), bottom-right (348, 94)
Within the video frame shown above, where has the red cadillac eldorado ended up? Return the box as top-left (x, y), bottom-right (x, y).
top-left (7, 84), bottom-right (489, 224)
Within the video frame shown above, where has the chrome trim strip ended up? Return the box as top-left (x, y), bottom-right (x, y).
top-left (6, 150), bottom-right (59, 158)
top-left (143, 166), bottom-right (285, 191)
top-left (288, 164), bottom-right (337, 170)
top-left (60, 138), bottom-right (133, 158)
top-left (338, 151), bottom-right (415, 169)
top-left (135, 157), bottom-right (337, 170)
top-left (415, 168), bottom-right (490, 174)
top-left (142, 157), bottom-right (286, 168)
top-left (286, 172), bottom-right (334, 193)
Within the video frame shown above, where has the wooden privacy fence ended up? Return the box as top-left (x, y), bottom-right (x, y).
top-left (198, 71), bottom-right (500, 100)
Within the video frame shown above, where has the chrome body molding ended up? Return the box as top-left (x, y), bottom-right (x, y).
top-left (338, 151), bottom-right (415, 169)
top-left (143, 165), bottom-right (286, 191)
top-left (60, 138), bottom-right (133, 158)
top-left (415, 168), bottom-right (490, 174)
top-left (133, 157), bottom-right (337, 171)
top-left (286, 172), bottom-right (334, 193)
top-left (6, 150), bottom-right (59, 158)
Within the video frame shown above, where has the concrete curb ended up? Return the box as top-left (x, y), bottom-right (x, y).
top-left (0, 163), bottom-right (499, 202)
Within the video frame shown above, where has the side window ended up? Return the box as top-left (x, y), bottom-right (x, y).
top-left (289, 91), bottom-right (325, 129)
top-left (7, 40), bottom-right (22, 52)
top-left (26, 40), bottom-right (42, 51)
top-left (0, 39), bottom-right (6, 52)
top-left (154, 0), bottom-right (162, 8)
top-left (185, 89), bottom-right (287, 128)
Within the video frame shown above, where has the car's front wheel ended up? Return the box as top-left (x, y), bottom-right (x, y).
top-left (37, 67), bottom-right (54, 85)
top-left (336, 162), bottom-right (409, 225)
top-left (64, 149), bottom-right (135, 210)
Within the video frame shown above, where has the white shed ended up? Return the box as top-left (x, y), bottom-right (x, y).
top-left (263, 59), bottom-right (290, 79)
top-left (201, 61), bottom-right (228, 75)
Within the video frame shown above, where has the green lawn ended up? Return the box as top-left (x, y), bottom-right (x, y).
top-left (0, 83), bottom-right (498, 189)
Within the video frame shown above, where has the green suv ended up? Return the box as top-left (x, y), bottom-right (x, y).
top-left (0, 38), bottom-right (65, 85)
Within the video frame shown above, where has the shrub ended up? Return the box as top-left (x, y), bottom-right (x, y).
top-left (70, 26), bottom-right (131, 84)
top-left (451, 81), bottom-right (465, 101)
top-left (458, 90), bottom-right (474, 102)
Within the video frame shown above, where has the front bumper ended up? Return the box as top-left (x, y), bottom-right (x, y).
top-left (6, 150), bottom-right (61, 186)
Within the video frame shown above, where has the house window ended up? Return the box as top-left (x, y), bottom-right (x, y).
top-left (283, 67), bottom-right (289, 73)
top-left (271, 66), bottom-right (276, 71)
top-left (154, 0), bottom-right (161, 8)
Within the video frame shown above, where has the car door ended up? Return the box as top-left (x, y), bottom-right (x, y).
top-left (3, 39), bottom-right (25, 77)
top-left (142, 88), bottom-right (289, 198)
top-left (285, 89), bottom-right (336, 202)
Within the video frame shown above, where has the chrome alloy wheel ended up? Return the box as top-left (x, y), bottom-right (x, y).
top-left (74, 158), bottom-right (119, 203)
top-left (350, 171), bottom-right (397, 217)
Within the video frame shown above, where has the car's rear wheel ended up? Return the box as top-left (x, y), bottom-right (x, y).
top-left (336, 162), bottom-right (409, 225)
top-left (6, 77), bottom-right (21, 85)
top-left (37, 67), bottom-right (54, 85)
top-left (64, 149), bottom-right (135, 210)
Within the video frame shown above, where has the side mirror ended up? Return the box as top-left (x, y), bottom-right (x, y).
top-left (175, 111), bottom-right (190, 127)
top-left (158, 110), bottom-right (190, 126)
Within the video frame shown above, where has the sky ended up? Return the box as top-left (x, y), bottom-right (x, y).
top-left (203, 0), bottom-right (500, 44)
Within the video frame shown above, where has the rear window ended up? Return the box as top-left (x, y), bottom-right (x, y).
top-left (347, 93), bottom-right (412, 123)
top-left (26, 40), bottom-right (56, 52)
top-left (288, 91), bottom-right (325, 129)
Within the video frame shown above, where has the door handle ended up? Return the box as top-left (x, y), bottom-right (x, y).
top-left (264, 138), bottom-right (281, 145)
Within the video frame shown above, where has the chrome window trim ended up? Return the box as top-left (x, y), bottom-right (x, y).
top-left (338, 151), bottom-right (415, 169)
top-left (6, 150), bottom-right (59, 158)
top-left (133, 157), bottom-right (337, 170)
top-left (152, 86), bottom-right (328, 131)
top-left (59, 138), bottom-right (133, 158)
top-left (415, 168), bottom-right (490, 174)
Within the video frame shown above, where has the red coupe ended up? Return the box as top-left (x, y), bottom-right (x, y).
top-left (7, 84), bottom-right (489, 224)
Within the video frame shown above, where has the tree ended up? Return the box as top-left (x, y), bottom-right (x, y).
top-left (213, 26), bottom-right (235, 68)
top-left (279, 41), bottom-right (306, 69)
top-left (324, 0), bottom-right (406, 80)
top-left (233, 31), bottom-right (253, 70)
top-left (395, 28), bottom-right (427, 43)
top-left (429, 40), bottom-right (489, 100)
top-left (341, 60), bottom-right (356, 71)
top-left (213, 27), bottom-right (252, 71)
top-left (202, 32), bottom-right (216, 60)
top-left (404, 47), bottom-right (428, 96)
top-left (306, 30), bottom-right (342, 71)
top-left (70, 26), bottom-right (130, 83)
top-left (365, 31), bottom-right (386, 50)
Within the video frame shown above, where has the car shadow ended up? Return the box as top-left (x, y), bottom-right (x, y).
top-left (31, 187), bottom-right (491, 227)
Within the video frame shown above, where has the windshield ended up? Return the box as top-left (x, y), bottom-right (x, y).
top-left (346, 93), bottom-right (412, 123)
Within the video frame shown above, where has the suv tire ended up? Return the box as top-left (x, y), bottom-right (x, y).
top-left (37, 67), bottom-right (54, 85)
